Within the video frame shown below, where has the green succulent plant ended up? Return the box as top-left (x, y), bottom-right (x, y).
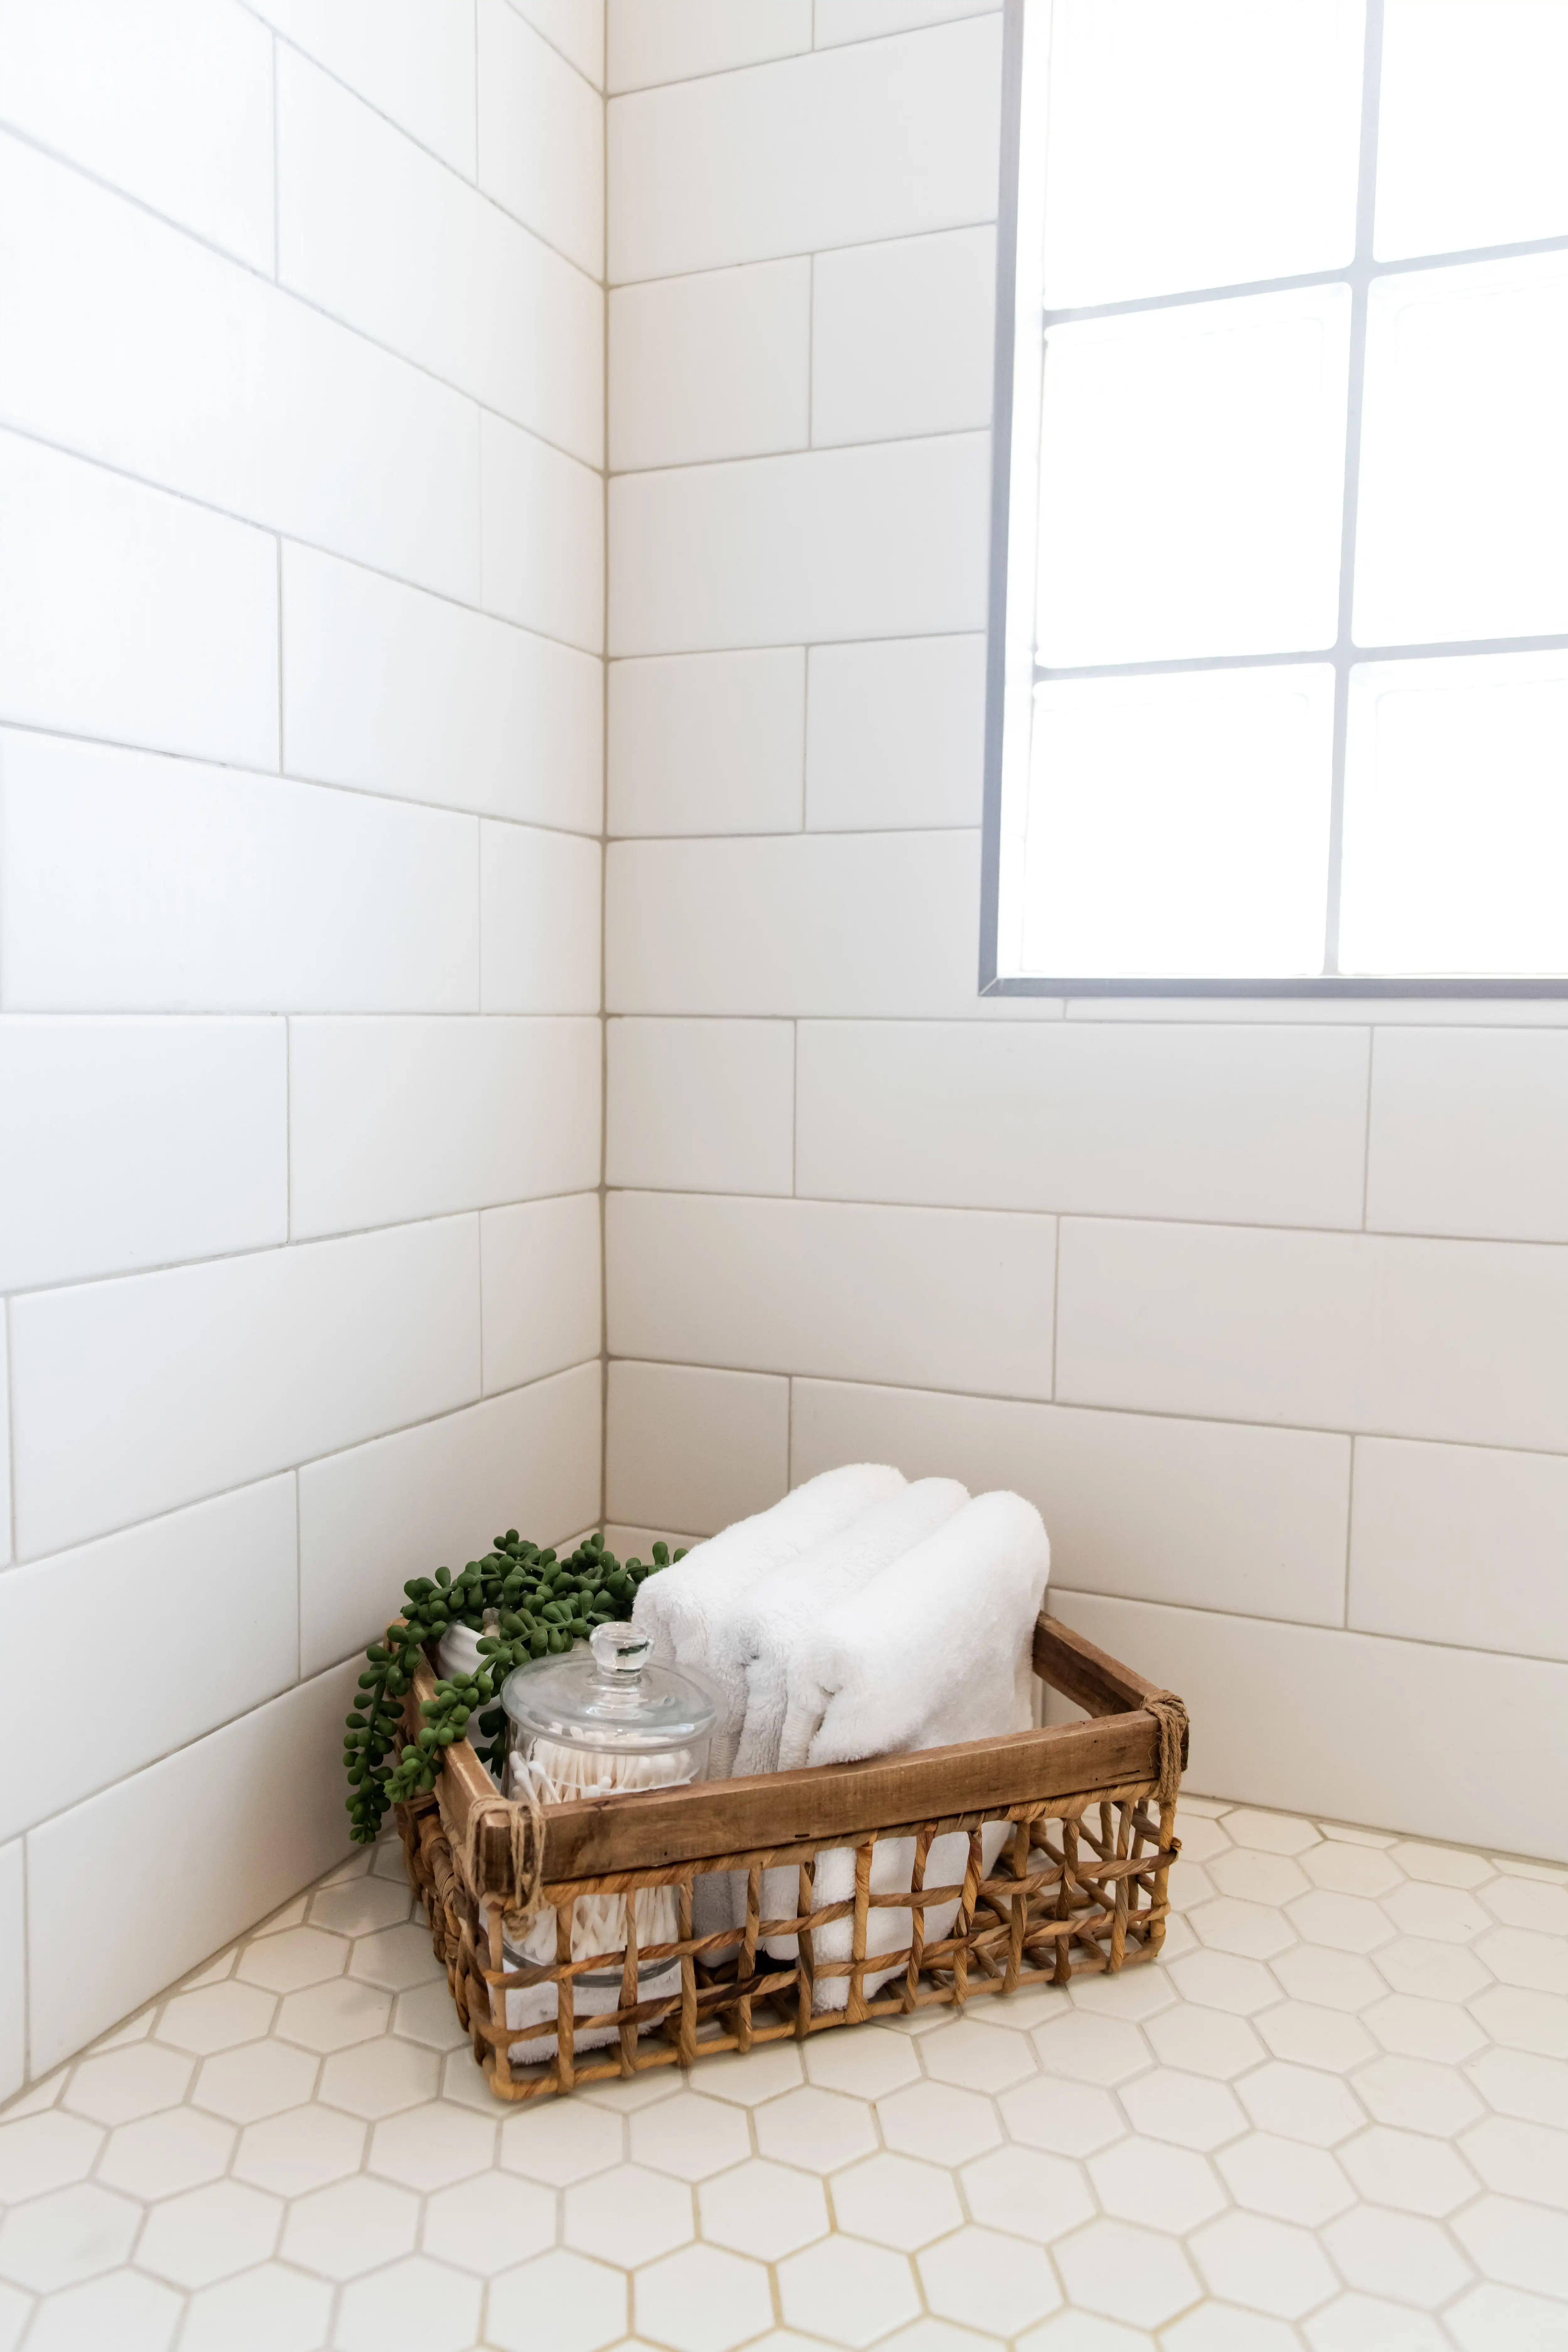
top-left (343, 1528), bottom-right (683, 1842)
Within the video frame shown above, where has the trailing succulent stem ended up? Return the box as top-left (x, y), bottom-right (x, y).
top-left (343, 1529), bottom-right (682, 1842)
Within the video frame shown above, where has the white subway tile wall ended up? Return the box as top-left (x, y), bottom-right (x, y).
top-left (0, 10), bottom-right (604, 2101)
top-left (609, 261), bottom-right (810, 470)
top-left (9, 0), bottom-right (1568, 2121)
top-left (606, 1360), bottom-right (790, 1535)
top-left (603, 6), bottom-right (1568, 1870)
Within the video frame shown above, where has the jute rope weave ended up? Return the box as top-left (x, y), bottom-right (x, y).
top-left (402, 1636), bottom-right (1189, 2105)
top-left (1144, 1690), bottom-right (1189, 1808)
top-left (458, 1776), bottom-right (548, 1940)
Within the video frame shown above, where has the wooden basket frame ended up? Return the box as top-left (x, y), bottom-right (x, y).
top-left (396, 1612), bottom-right (1186, 2102)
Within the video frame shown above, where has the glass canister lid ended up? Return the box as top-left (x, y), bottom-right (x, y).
top-left (500, 1621), bottom-right (719, 1755)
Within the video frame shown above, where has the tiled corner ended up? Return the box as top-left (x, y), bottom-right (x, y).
top-left (1, 1803), bottom-right (1566, 2347)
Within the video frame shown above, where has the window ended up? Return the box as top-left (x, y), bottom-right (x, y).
top-left (982, 0), bottom-right (1568, 995)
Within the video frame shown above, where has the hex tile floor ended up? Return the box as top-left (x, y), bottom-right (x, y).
top-left (3, 1799), bottom-right (1567, 2350)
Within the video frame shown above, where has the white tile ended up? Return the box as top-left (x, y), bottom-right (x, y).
top-left (1350, 1437), bottom-right (1568, 1664)
top-left (608, 18), bottom-right (1001, 280)
top-left (510, 0), bottom-right (604, 87)
top-left (0, 1480), bottom-right (298, 1842)
top-left (277, 50), bottom-right (602, 464)
top-left (248, 0), bottom-right (478, 174)
top-left (298, 1365), bottom-right (602, 1674)
top-left (1055, 1593), bottom-right (1568, 1866)
top-left (812, 228), bottom-right (995, 446)
top-left (606, 1361), bottom-right (789, 1534)
top-left (611, 263), bottom-right (809, 469)
top-left (1365, 1238), bottom-right (1568, 1451)
top-left (607, 0), bottom-right (811, 93)
top-left (608, 1191), bottom-right (1054, 1399)
top-left (9, 1217), bottom-right (481, 1557)
top-left (0, 0), bottom-right (274, 267)
top-left (0, 138), bottom-right (482, 603)
top-left (610, 435), bottom-right (989, 653)
top-left (608, 650), bottom-right (805, 837)
top-left (26, 1662), bottom-right (359, 2072)
top-left (1058, 1219), bottom-right (1568, 1451)
top-left (481, 1194), bottom-right (603, 1396)
top-left (283, 546), bottom-right (602, 835)
top-left (1057, 1218), bottom-right (1369, 1432)
top-left (0, 1337), bottom-right (8, 1569)
top-left (791, 1381), bottom-right (1351, 1625)
top-left (482, 413), bottom-right (604, 653)
top-left (477, 0), bottom-right (604, 277)
top-left (0, 732), bottom-right (478, 1013)
top-left (608, 833), bottom-right (1011, 1018)
top-left (607, 1019), bottom-right (795, 1195)
top-left (0, 1841), bottom-right (22, 2103)
top-left (479, 826), bottom-right (602, 1013)
top-left (1367, 1028), bottom-right (1568, 1243)
top-left (0, 433), bottom-right (277, 769)
top-left (796, 1021), bottom-right (1370, 1226)
top-left (289, 1017), bottom-right (600, 1238)
top-left (816, 0), bottom-right (1000, 39)
top-left (0, 1017), bottom-right (286, 1290)
top-left (805, 635), bottom-right (984, 831)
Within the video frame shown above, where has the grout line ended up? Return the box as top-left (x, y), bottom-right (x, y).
top-left (0, 1193), bottom-right (597, 1310)
top-left (605, 7), bottom-right (1001, 102)
top-left (613, 421), bottom-right (989, 479)
top-left (597, 1336), bottom-right (1568, 1468)
top-left (491, 0), bottom-right (605, 104)
top-left (0, 418), bottom-right (602, 664)
top-left (0, 691), bottom-right (606, 842)
top-left (0, 1358), bottom-right (604, 1580)
top-left (0, 117), bottom-right (604, 468)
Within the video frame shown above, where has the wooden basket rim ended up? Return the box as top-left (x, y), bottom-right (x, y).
top-left (410, 1610), bottom-right (1186, 1908)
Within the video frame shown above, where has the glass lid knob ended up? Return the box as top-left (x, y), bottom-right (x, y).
top-left (590, 1621), bottom-right (651, 1682)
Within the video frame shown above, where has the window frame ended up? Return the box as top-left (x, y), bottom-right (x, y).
top-left (979, 0), bottom-right (1568, 1000)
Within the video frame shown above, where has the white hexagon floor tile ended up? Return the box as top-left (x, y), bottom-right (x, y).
top-left (3, 1804), bottom-right (1568, 2349)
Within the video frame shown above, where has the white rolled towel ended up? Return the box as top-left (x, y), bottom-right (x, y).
top-left (775, 1490), bottom-right (1051, 2005)
top-left (632, 1462), bottom-right (907, 1763)
top-left (632, 1461), bottom-right (905, 1950)
top-left (732, 1477), bottom-right (970, 1782)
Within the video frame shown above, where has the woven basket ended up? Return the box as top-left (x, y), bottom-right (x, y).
top-left (394, 1611), bottom-right (1186, 2103)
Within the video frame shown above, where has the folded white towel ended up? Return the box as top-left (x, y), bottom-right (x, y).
top-left (633, 1462), bottom-right (907, 1768)
top-left (774, 1489), bottom-right (1051, 2007)
top-left (633, 1462), bottom-right (906, 1952)
top-left (732, 1477), bottom-right (970, 1782)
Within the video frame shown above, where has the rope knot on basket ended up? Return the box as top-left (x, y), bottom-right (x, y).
top-left (458, 1779), bottom-right (548, 1939)
top-left (1145, 1690), bottom-right (1189, 1807)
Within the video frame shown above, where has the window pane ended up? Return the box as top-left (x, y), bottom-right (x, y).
top-left (1041, 0), bottom-right (1363, 309)
top-left (1375, 0), bottom-right (1568, 261)
top-left (1354, 255), bottom-right (1568, 647)
top-left (1340, 653), bottom-right (1568, 975)
top-left (1021, 668), bottom-right (1334, 978)
top-left (1037, 289), bottom-right (1349, 668)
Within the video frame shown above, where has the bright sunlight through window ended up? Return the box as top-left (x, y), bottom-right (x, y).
top-left (982, 0), bottom-right (1568, 994)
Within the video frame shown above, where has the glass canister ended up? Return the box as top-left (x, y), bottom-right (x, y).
top-left (499, 1622), bottom-right (717, 1991)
